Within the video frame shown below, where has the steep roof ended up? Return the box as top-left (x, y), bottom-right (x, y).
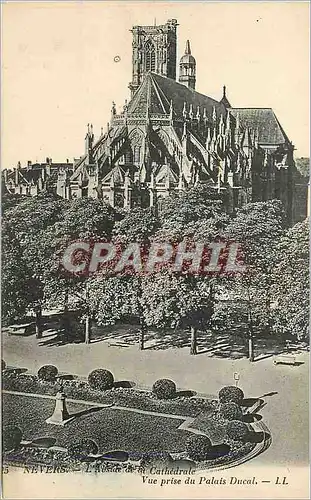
top-left (128, 72), bottom-right (226, 120)
top-left (230, 108), bottom-right (289, 145)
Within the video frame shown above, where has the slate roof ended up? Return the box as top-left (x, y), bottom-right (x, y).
top-left (128, 72), bottom-right (227, 120)
top-left (229, 108), bottom-right (289, 146)
top-left (6, 163), bottom-right (72, 185)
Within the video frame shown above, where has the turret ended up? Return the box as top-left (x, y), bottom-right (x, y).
top-left (179, 40), bottom-right (196, 90)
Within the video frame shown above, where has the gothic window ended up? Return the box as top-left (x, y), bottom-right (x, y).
top-left (115, 192), bottom-right (124, 208)
top-left (157, 196), bottom-right (164, 213)
top-left (124, 149), bottom-right (133, 164)
top-left (134, 146), bottom-right (141, 164)
top-left (145, 40), bottom-right (156, 72)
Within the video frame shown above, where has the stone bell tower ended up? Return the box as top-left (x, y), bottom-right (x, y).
top-left (129, 18), bottom-right (178, 98)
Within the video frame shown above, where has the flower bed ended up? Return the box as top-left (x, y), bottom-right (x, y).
top-left (3, 446), bottom-right (144, 473)
top-left (2, 371), bottom-right (215, 417)
top-left (2, 370), bottom-right (270, 472)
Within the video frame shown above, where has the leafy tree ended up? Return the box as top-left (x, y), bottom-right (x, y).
top-left (272, 218), bottom-right (309, 340)
top-left (157, 184), bottom-right (230, 241)
top-left (112, 207), bottom-right (159, 244)
top-left (2, 222), bottom-right (32, 324)
top-left (1, 193), bottom-right (67, 333)
top-left (295, 157), bottom-right (309, 178)
top-left (223, 200), bottom-right (287, 360)
top-left (141, 271), bottom-right (214, 354)
top-left (40, 197), bottom-right (116, 343)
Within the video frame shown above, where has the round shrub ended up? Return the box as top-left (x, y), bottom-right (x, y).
top-left (219, 386), bottom-right (244, 405)
top-left (67, 439), bottom-right (99, 459)
top-left (88, 369), bottom-right (114, 391)
top-left (3, 425), bottom-right (22, 452)
top-left (37, 365), bottom-right (58, 382)
top-left (186, 435), bottom-right (212, 462)
top-left (226, 420), bottom-right (249, 442)
top-left (141, 451), bottom-right (173, 466)
top-left (219, 402), bottom-right (243, 421)
top-left (2, 359), bottom-right (6, 371)
top-left (152, 379), bottom-right (176, 400)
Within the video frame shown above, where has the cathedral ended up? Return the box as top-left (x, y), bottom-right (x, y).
top-left (4, 19), bottom-right (296, 222)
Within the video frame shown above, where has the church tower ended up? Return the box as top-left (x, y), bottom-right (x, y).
top-left (179, 40), bottom-right (196, 90)
top-left (129, 19), bottom-right (178, 98)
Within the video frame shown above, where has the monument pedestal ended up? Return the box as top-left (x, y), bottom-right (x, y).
top-left (46, 390), bottom-right (75, 426)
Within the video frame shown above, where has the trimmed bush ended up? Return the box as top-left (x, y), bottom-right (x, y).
top-left (2, 359), bottom-right (6, 371)
top-left (3, 425), bottom-right (23, 452)
top-left (141, 450), bottom-right (173, 466)
top-left (219, 402), bottom-right (243, 421)
top-left (226, 420), bottom-right (249, 441)
top-left (88, 369), bottom-right (114, 391)
top-left (152, 379), bottom-right (176, 400)
top-left (186, 435), bottom-right (212, 461)
top-left (37, 365), bottom-right (58, 382)
top-left (219, 386), bottom-right (244, 405)
top-left (67, 439), bottom-right (99, 459)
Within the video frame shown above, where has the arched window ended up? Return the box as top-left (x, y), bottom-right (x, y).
top-left (157, 196), bottom-right (164, 213)
top-left (124, 149), bottom-right (133, 164)
top-left (145, 40), bottom-right (156, 72)
top-left (134, 146), bottom-right (141, 164)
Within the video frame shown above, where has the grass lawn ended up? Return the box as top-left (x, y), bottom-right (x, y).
top-left (3, 393), bottom-right (193, 456)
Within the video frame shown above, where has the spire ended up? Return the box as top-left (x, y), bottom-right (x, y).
top-left (206, 127), bottom-right (211, 148)
top-left (182, 121), bottom-right (187, 141)
top-left (185, 39), bottom-right (191, 55)
top-left (219, 113), bottom-right (224, 135)
top-left (220, 85), bottom-right (232, 108)
top-left (203, 108), bottom-right (207, 121)
top-left (212, 126), bottom-right (217, 142)
top-left (212, 106), bottom-right (217, 122)
top-left (189, 104), bottom-right (194, 120)
top-left (234, 112), bottom-right (240, 145)
top-left (196, 106), bottom-right (201, 121)
top-left (226, 111), bottom-right (231, 131)
top-left (169, 100), bottom-right (174, 122)
top-left (182, 102), bottom-right (187, 120)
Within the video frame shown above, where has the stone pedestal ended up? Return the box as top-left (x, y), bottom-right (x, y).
top-left (46, 391), bottom-right (75, 426)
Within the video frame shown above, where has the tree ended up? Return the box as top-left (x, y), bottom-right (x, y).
top-left (106, 207), bottom-right (160, 349)
top-left (295, 157), bottom-right (309, 178)
top-left (2, 193), bottom-right (67, 331)
top-left (140, 271), bottom-right (214, 355)
top-left (224, 200), bottom-right (287, 361)
top-left (41, 197), bottom-right (116, 343)
top-left (157, 183), bottom-right (230, 241)
top-left (1, 222), bottom-right (32, 324)
top-left (272, 218), bottom-right (309, 340)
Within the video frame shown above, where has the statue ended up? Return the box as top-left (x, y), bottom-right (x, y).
top-left (46, 381), bottom-right (75, 426)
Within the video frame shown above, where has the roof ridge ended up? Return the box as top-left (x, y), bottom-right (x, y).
top-left (149, 72), bottom-right (221, 106)
top-left (231, 107), bottom-right (273, 110)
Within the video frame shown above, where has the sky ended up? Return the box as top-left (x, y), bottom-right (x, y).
top-left (1, 1), bottom-right (310, 169)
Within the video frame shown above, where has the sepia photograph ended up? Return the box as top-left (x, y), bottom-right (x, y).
top-left (1, 1), bottom-right (310, 498)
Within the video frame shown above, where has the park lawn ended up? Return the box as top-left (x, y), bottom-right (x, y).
top-left (2, 393), bottom-right (193, 456)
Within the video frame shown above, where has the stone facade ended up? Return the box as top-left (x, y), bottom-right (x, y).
top-left (4, 19), bottom-right (298, 223)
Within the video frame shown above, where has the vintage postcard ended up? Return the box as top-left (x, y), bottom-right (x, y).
top-left (1, 1), bottom-right (309, 499)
